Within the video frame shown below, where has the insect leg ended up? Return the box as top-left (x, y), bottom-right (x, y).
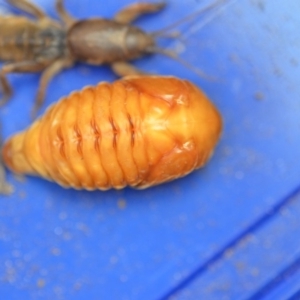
top-left (55, 0), bottom-right (76, 28)
top-left (0, 75), bottom-right (12, 106)
top-left (6, 0), bottom-right (47, 20)
top-left (32, 58), bottom-right (74, 118)
top-left (0, 61), bottom-right (45, 106)
top-left (0, 121), bottom-right (13, 195)
top-left (111, 61), bottom-right (147, 77)
top-left (114, 2), bottom-right (166, 24)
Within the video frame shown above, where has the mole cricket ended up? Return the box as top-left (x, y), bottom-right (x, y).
top-left (0, 0), bottom-right (223, 114)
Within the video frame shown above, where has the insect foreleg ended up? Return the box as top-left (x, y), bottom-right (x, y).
top-left (114, 2), bottom-right (166, 24)
top-left (111, 61), bottom-right (147, 77)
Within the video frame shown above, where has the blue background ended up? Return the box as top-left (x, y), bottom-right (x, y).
top-left (1, 0), bottom-right (300, 299)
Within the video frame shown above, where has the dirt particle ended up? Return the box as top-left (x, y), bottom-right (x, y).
top-left (37, 278), bottom-right (46, 288)
top-left (254, 91), bottom-right (265, 101)
top-left (51, 247), bottom-right (61, 256)
top-left (117, 198), bottom-right (127, 209)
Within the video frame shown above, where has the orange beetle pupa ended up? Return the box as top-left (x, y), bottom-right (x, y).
top-left (2, 76), bottom-right (222, 190)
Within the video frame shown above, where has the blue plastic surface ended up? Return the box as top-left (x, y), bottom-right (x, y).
top-left (1, 0), bottom-right (300, 299)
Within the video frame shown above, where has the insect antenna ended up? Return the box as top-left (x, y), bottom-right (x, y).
top-left (151, 0), bottom-right (227, 38)
top-left (148, 47), bottom-right (216, 81)
top-left (148, 0), bottom-right (234, 80)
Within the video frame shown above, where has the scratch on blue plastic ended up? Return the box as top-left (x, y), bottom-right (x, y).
top-left (248, 255), bottom-right (300, 300)
top-left (165, 186), bottom-right (300, 299)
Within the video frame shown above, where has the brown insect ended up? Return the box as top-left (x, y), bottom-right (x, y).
top-left (2, 76), bottom-right (222, 190)
top-left (0, 0), bottom-right (221, 114)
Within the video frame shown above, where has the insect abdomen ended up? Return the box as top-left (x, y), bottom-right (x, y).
top-left (2, 76), bottom-right (222, 190)
top-left (0, 16), bottom-right (36, 61)
top-left (0, 16), bottom-right (66, 62)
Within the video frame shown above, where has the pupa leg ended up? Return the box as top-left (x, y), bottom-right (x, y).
top-left (114, 2), bottom-right (166, 24)
top-left (111, 61), bottom-right (147, 77)
top-left (0, 61), bottom-right (45, 106)
top-left (32, 58), bottom-right (74, 117)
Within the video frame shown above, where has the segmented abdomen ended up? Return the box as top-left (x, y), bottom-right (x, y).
top-left (0, 16), bottom-right (65, 62)
top-left (2, 76), bottom-right (222, 190)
